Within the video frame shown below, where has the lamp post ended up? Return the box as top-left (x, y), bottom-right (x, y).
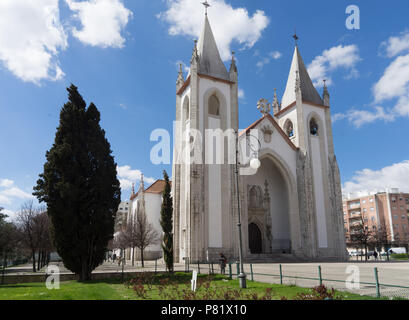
top-left (234, 129), bottom-right (261, 289)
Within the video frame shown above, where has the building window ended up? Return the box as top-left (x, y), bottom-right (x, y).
top-left (392, 197), bottom-right (396, 203)
top-left (183, 96), bottom-right (190, 120)
top-left (310, 118), bottom-right (319, 136)
top-left (284, 120), bottom-right (294, 138)
top-left (208, 95), bottom-right (220, 116)
top-left (370, 207), bottom-right (374, 211)
top-left (362, 200), bottom-right (366, 204)
top-left (369, 198), bottom-right (374, 203)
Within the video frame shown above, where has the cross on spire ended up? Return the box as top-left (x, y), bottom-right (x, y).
top-left (202, 1), bottom-right (211, 15)
top-left (293, 29), bottom-right (299, 45)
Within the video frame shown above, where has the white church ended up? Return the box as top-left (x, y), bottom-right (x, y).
top-left (118, 13), bottom-right (347, 264)
top-left (171, 13), bottom-right (347, 263)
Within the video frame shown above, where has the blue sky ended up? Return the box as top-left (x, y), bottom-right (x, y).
top-left (1, 0), bottom-right (409, 218)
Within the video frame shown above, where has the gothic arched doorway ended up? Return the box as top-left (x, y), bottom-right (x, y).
top-left (249, 223), bottom-right (262, 254)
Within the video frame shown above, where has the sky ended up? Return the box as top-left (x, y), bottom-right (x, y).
top-left (1, 0), bottom-right (409, 219)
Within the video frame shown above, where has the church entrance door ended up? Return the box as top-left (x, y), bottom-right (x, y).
top-left (249, 223), bottom-right (262, 254)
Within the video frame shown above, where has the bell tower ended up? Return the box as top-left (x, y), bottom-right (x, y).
top-left (172, 9), bottom-right (239, 263)
top-left (274, 37), bottom-right (347, 259)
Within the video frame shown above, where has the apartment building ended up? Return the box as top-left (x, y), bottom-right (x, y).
top-left (343, 189), bottom-right (409, 247)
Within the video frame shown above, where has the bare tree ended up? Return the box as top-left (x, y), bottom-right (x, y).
top-left (16, 201), bottom-right (52, 272)
top-left (135, 211), bottom-right (159, 268)
top-left (119, 215), bottom-right (138, 266)
top-left (34, 211), bottom-right (53, 269)
top-left (349, 215), bottom-right (374, 261)
top-left (0, 209), bottom-right (20, 284)
top-left (373, 222), bottom-right (392, 261)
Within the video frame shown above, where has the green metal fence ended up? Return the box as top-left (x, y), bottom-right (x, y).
top-left (186, 261), bottom-right (409, 300)
top-left (221, 263), bottom-right (409, 300)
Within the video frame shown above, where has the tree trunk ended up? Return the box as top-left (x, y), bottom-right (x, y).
top-left (32, 250), bottom-right (36, 273)
top-left (80, 260), bottom-right (91, 282)
top-left (37, 251), bottom-right (41, 271)
top-left (132, 247), bottom-right (135, 267)
top-left (1, 253), bottom-right (7, 285)
top-left (141, 248), bottom-right (144, 268)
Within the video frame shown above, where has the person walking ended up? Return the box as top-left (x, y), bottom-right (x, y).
top-left (219, 253), bottom-right (227, 275)
top-left (374, 251), bottom-right (378, 261)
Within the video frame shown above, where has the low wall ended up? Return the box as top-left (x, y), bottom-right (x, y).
top-left (1, 271), bottom-right (143, 285)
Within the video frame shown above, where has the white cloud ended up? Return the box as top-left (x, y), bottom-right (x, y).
top-left (343, 160), bottom-right (409, 195)
top-left (333, 34), bottom-right (409, 127)
top-left (66, 0), bottom-right (132, 48)
top-left (0, 179), bottom-right (14, 188)
top-left (238, 88), bottom-right (245, 100)
top-left (0, 0), bottom-right (68, 84)
top-left (159, 0), bottom-right (269, 61)
top-left (256, 51), bottom-right (282, 70)
top-left (332, 107), bottom-right (395, 128)
top-left (373, 54), bottom-right (409, 104)
top-left (1, 209), bottom-right (17, 221)
top-left (0, 179), bottom-right (34, 207)
top-left (308, 45), bottom-right (360, 87)
top-left (382, 31), bottom-right (409, 58)
top-left (117, 165), bottom-right (156, 191)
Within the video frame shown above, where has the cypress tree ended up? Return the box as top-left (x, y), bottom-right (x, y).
top-left (160, 170), bottom-right (173, 272)
top-left (34, 84), bottom-right (121, 281)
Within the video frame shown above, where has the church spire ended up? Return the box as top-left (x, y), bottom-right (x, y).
top-left (281, 44), bottom-right (323, 109)
top-left (176, 63), bottom-right (184, 91)
top-left (138, 173), bottom-right (145, 194)
top-left (272, 88), bottom-right (280, 115)
top-left (323, 79), bottom-right (330, 106)
top-left (196, 14), bottom-right (229, 81)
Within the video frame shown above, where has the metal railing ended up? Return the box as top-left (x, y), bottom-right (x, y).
top-left (174, 260), bottom-right (409, 300)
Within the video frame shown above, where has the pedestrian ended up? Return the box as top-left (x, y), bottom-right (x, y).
top-left (219, 253), bottom-right (227, 275)
top-left (374, 251), bottom-right (378, 260)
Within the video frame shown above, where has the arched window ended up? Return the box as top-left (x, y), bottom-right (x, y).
top-left (284, 120), bottom-right (294, 138)
top-left (310, 118), bottom-right (319, 136)
top-left (249, 186), bottom-right (263, 208)
top-left (183, 96), bottom-right (190, 121)
top-left (208, 95), bottom-right (220, 116)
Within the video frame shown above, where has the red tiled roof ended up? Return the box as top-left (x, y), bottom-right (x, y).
top-left (240, 113), bottom-right (298, 151)
top-left (145, 180), bottom-right (172, 194)
top-left (130, 179), bottom-right (172, 200)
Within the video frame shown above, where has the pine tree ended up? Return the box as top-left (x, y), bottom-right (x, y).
top-left (34, 84), bottom-right (121, 281)
top-left (160, 170), bottom-right (173, 272)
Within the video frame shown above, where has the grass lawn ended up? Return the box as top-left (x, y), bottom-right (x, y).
top-left (390, 254), bottom-right (409, 261)
top-left (0, 273), bottom-right (379, 300)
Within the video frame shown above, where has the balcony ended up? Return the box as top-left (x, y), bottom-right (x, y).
top-left (349, 203), bottom-right (361, 209)
top-left (349, 212), bottom-right (362, 220)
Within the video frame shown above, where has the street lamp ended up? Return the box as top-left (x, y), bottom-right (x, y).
top-left (234, 129), bottom-right (261, 289)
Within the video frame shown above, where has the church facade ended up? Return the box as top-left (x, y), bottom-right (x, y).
top-left (172, 15), bottom-right (347, 263)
